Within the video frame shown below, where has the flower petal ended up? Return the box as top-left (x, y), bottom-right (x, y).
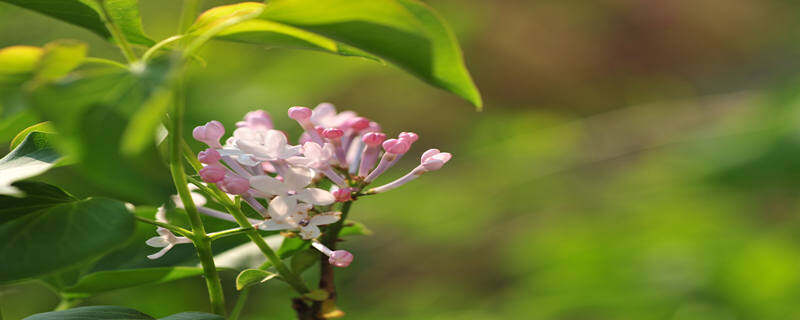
top-left (283, 166), bottom-right (314, 190)
top-left (268, 195), bottom-right (296, 221)
top-left (259, 219), bottom-right (294, 231)
top-left (145, 236), bottom-right (169, 247)
top-left (250, 175), bottom-right (290, 196)
top-left (310, 212), bottom-right (341, 226)
top-left (147, 244), bottom-right (174, 260)
top-left (295, 188), bottom-right (335, 206)
top-left (299, 225), bottom-right (321, 239)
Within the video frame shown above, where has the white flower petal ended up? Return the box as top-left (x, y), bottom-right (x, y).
top-left (286, 156), bottom-right (315, 167)
top-left (147, 244), bottom-right (174, 260)
top-left (259, 219), bottom-right (294, 231)
top-left (250, 175), bottom-right (290, 196)
top-left (236, 154), bottom-right (261, 167)
top-left (146, 236), bottom-right (169, 248)
top-left (295, 188), bottom-right (335, 206)
top-left (299, 225), bottom-right (321, 239)
top-left (310, 212), bottom-right (341, 226)
top-left (283, 166), bottom-right (314, 190)
top-left (268, 195), bottom-right (296, 221)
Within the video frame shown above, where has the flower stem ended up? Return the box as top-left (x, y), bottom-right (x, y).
top-left (229, 287), bottom-right (251, 320)
top-left (224, 204), bottom-right (310, 294)
top-left (170, 77), bottom-right (226, 316)
top-left (312, 201), bottom-right (353, 315)
top-left (133, 216), bottom-right (193, 238)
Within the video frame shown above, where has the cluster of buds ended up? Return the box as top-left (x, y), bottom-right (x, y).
top-left (147, 103), bottom-right (452, 267)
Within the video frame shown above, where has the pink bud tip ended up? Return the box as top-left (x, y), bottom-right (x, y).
top-left (288, 106), bottom-right (312, 121)
top-left (243, 110), bottom-right (273, 128)
top-left (322, 128), bottom-right (344, 139)
top-left (366, 121), bottom-right (381, 133)
top-left (382, 139), bottom-right (410, 154)
top-left (421, 149), bottom-right (452, 171)
top-left (362, 132), bottom-right (387, 146)
top-left (399, 132), bottom-right (419, 143)
top-left (346, 117), bottom-right (371, 131)
top-left (192, 121), bottom-right (225, 147)
top-left (328, 250), bottom-right (354, 267)
top-left (199, 164), bottom-right (227, 183)
top-left (333, 188), bottom-right (353, 202)
top-left (197, 148), bottom-right (222, 164)
top-left (219, 174), bottom-right (250, 195)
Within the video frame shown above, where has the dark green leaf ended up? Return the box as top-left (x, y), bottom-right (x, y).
top-left (190, 0), bottom-right (481, 108)
top-left (0, 182), bottom-right (135, 282)
top-left (23, 306), bottom-right (154, 320)
top-left (236, 268), bottom-right (277, 290)
top-left (0, 0), bottom-right (153, 45)
top-left (0, 132), bottom-right (61, 196)
top-left (159, 312), bottom-right (225, 320)
top-left (61, 267), bottom-right (207, 299)
top-left (290, 248), bottom-right (319, 274)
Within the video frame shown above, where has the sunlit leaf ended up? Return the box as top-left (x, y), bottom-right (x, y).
top-left (35, 40), bottom-right (87, 81)
top-left (0, 132), bottom-right (61, 196)
top-left (61, 267), bottom-right (207, 299)
top-left (30, 59), bottom-right (175, 204)
top-left (236, 268), bottom-right (277, 290)
top-left (0, 182), bottom-right (135, 282)
top-left (0, 0), bottom-right (154, 45)
top-left (120, 88), bottom-right (172, 155)
top-left (10, 121), bottom-right (55, 149)
top-left (190, 0), bottom-right (481, 108)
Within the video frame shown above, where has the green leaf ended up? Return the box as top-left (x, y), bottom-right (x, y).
top-left (0, 111), bottom-right (39, 147)
top-left (190, 0), bottom-right (481, 108)
top-left (340, 220), bottom-right (372, 237)
top-left (35, 40), bottom-right (88, 81)
top-left (0, 0), bottom-right (153, 45)
top-left (10, 122), bottom-right (56, 149)
top-left (0, 46), bottom-right (43, 79)
top-left (23, 306), bottom-right (154, 320)
top-left (303, 289), bottom-right (330, 301)
top-left (236, 269), bottom-right (277, 290)
top-left (120, 88), bottom-right (172, 155)
top-left (0, 132), bottom-right (61, 196)
top-left (30, 59), bottom-right (175, 204)
top-left (290, 248), bottom-right (319, 274)
top-left (61, 267), bottom-right (207, 299)
top-left (0, 182), bottom-right (135, 282)
top-left (159, 313), bottom-right (225, 320)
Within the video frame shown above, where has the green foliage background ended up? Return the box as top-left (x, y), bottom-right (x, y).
top-left (4, 0), bottom-right (800, 319)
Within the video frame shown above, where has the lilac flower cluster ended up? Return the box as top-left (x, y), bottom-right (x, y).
top-left (147, 103), bottom-right (451, 266)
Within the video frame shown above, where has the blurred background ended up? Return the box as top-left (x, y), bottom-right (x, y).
top-left (4, 0), bottom-right (800, 319)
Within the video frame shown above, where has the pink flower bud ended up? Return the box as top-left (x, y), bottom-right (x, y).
top-left (328, 250), bottom-right (354, 267)
top-left (315, 126), bottom-right (325, 136)
top-left (197, 148), bottom-right (221, 164)
top-left (322, 128), bottom-right (344, 139)
top-left (288, 106), bottom-right (312, 121)
top-left (382, 139), bottom-right (410, 154)
top-left (192, 121), bottom-right (225, 148)
top-left (199, 164), bottom-right (227, 183)
top-left (333, 188), bottom-right (353, 202)
top-left (298, 132), bottom-right (312, 145)
top-left (399, 132), bottom-right (419, 144)
top-left (362, 132), bottom-right (387, 147)
top-left (346, 117), bottom-right (370, 131)
top-left (242, 110), bottom-right (273, 128)
top-left (365, 121), bottom-right (381, 133)
top-left (420, 149), bottom-right (452, 171)
top-left (219, 174), bottom-right (250, 195)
